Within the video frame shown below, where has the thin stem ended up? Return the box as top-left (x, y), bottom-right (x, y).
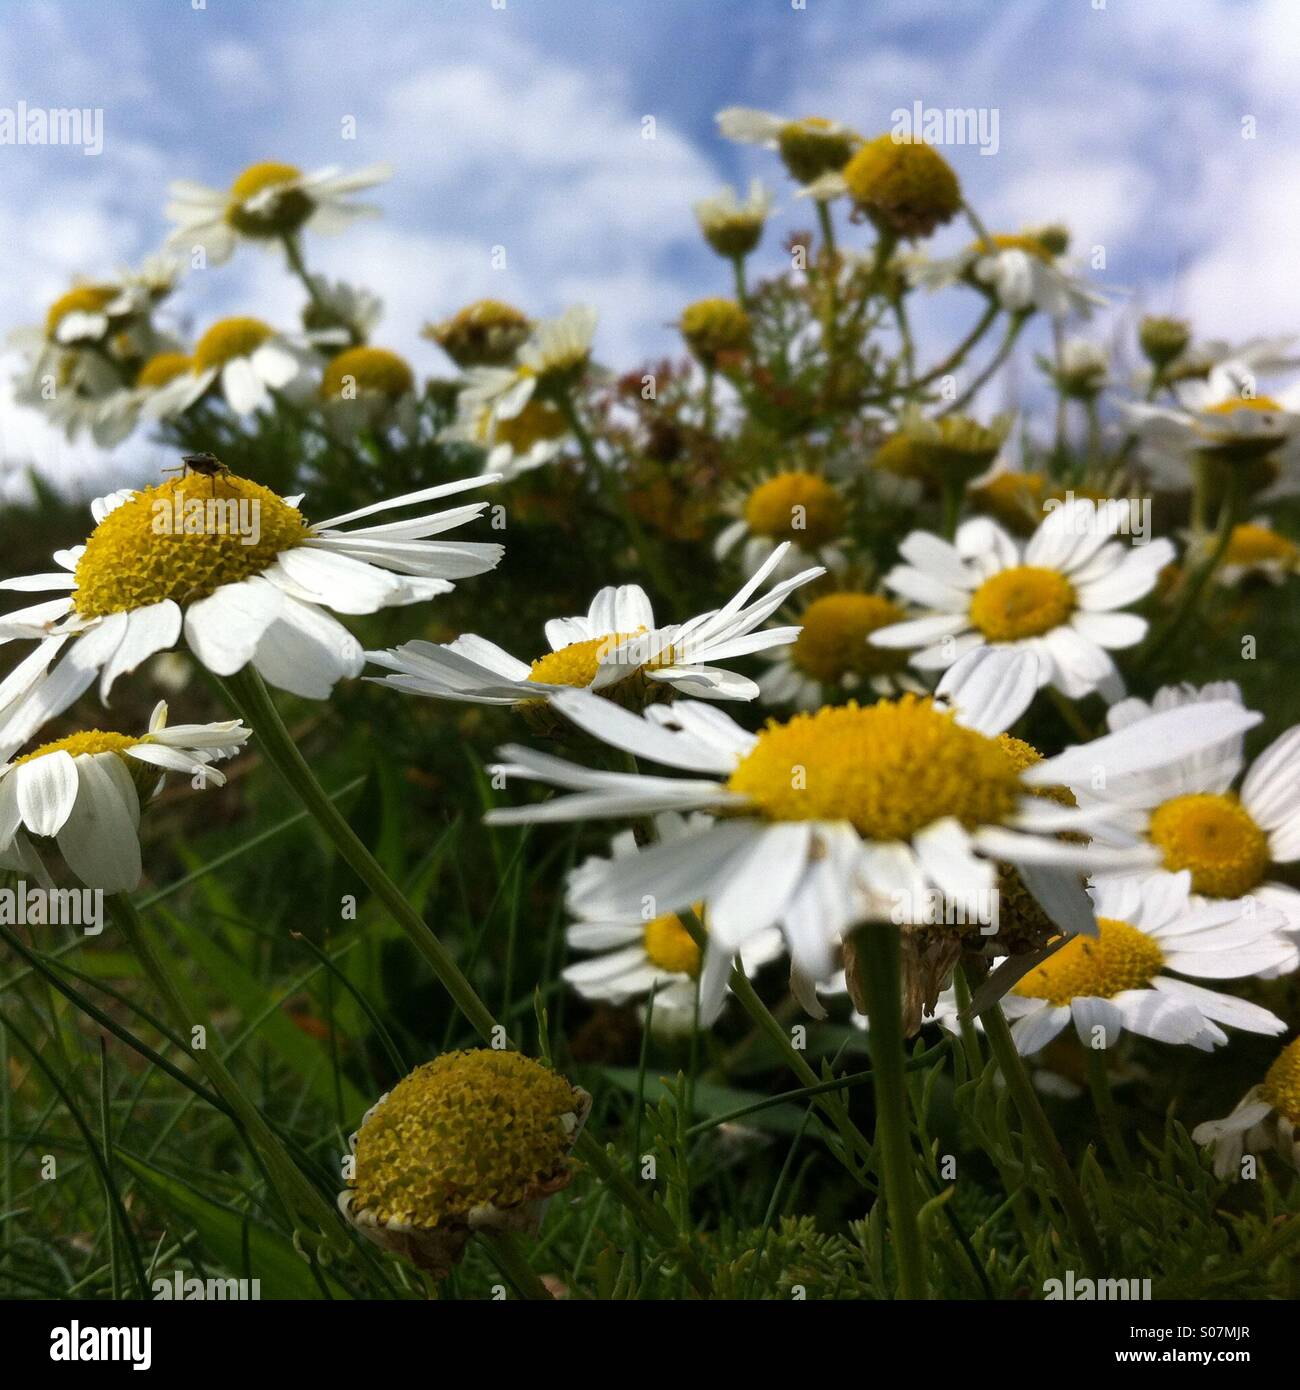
top-left (816, 201), bottom-right (840, 353)
top-left (1085, 1046), bottom-right (1134, 1179)
top-left (979, 1004), bottom-right (1106, 1276)
top-left (730, 254), bottom-right (749, 309)
top-left (281, 234), bottom-right (353, 341)
top-left (943, 311), bottom-right (1028, 416)
top-left (481, 1230), bottom-right (554, 1300)
top-left (106, 894), bottom-right (344, 1246)
top-left (952, 966), bottom-right (983, 1076)
top-left (857, 924), bottom-right (927, 1299)
top-left (702, 365), bottom-right (716, 436)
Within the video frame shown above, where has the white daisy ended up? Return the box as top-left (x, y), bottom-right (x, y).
top-left (165, 160), bottom-right (391, 265)
top-left (367, 541), bottom-right (823, 707)
top-left (693, 179), bottom-right (775, 259)
top-left (443, 366), bottom-right (570, 480)
top-left (564, 814), bottom-right (785, 1026)
top-left (909, 229), bottom-right (1104, 319)
top-left (870, 499), bottom-right (1175, 701)
top-left (1193, 1036), bottom-right (1300, 1179)
top-left (1073, 682), bottom-right (1300, 967)
top-left (483, 647), bottom-right (1260, 1020)
top-left (715, 469), bottom-right (849, 580)
top-left (0, 472), bottom-right (504, 746)
top-left (998, 871), bottom-right (1289, 1055)
top-left (716, 108), bottom-right (861, 191)
top-left (0, 700), bottom-right (249, 893)
top-left (1207, 516), bottom-right (1298, 586)
top-left (301, 275), bottom-right (384, 346)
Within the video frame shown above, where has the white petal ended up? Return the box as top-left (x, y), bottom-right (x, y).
top-left (16, 751), bottom-right (79, 836)
top-left (54, 753), bottom-right (141, 892)
top-left (184, 577), bottom-right (284, 677)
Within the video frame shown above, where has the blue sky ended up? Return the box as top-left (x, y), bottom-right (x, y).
top-left (1, 0), bottom-right (1297, 491)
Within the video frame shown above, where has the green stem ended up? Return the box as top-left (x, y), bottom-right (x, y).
top-left (481, 1230), bottom-right (554, 1299)
top-left (979, 1004), bottom-right (1106, 1276)
top-left (940, 479), bottom-right (964, 540)
top-left (943, 311), bottom-right (1028, 416)
top-left (816, 201), bottom-right (840, 353)
top-left (857, 924), bottom-right (927, 1299)
top-left (730, 254), bottom-right (749, 309)
top-left (702, 365), bottom-right (716, 436)
top-left (106, 894), bottom-right (344, 1246)
top-left (281, 234), bottom-right (355, 342)
top-left (1085, 1046), bottom-right (1134, 1179)
top-left (952, 966), bottom-right (983, 1076)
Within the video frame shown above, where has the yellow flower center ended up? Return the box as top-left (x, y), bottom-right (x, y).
top-left (841, 134), bottom-right (962, 239)
top-left (193, 316), bottom-right (274, 373)
top-left (1147, 792), bottom-right (1270, 898)
top-left (225, 161), bottom-right (312, 237)
top-left (1224, 523), bottom-right (1297, 567)
top-left (791, 593), bottom-right (907, 683)
top-left (643, 910), bottom-right (702, 977)
top-left (492, 398), bottom-right (569, 453)
top-left (777, 117), bottom-right (857, 184)
top-left (350, 1049), bottom-right (582, 1229)
top-left (45, 285), bottom-right (117, 340)
top-left (136, 351), bottom-right (192, 389)
top-left (527, 630), bottom-right (649, 688)
top-left (679, 298), bottom-right (751, 361)
top-left (969, 565), bottom-right (1076, 641)
top-left (14, 730), bottom-right (139, 764)
top-left (426, 299), bottom-right (532, 367)
top-left (971, 471), bottom-right (1046, 531)
top-left (726, 695), bottom-right (1023, 840)
top-left (743, 472), bottom-right (844, 546)
top-left (970, 232), bottom-right (1054, 263)
top-left (1012, 917), bottom-right (1165, 1005)
top-left (1261, 1038), bottom-right (1300, 1125)
top-left (321, 346), bottom-right (414, 401)
top-left (72, 474), bottom-right (310, 618)
top-left (1204, 396), bottom-right (1283, 416)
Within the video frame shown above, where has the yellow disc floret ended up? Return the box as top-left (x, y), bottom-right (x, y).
top-left (425, 300), bottom-right (532, 368)
top-left (528, 631), bottom-right (646, 688)
top-left (1147, 792), bottom-right (1270, 898)
top-left (743, 472), bottom-right (844, 547)
top-left (15, 730), bottom-right (139, 765)
top-left (321, 346), bottom-right (414, 401)
top-left (136, 352), bottom-right (192, 389)
top-left (349, 1049), bottom-right (582, 1229)
top-left (777, 117), bottom-right (858, 184)
top-left (969, 232), bottom-right (1055, 263)
top-left (46, 285), bottom-right (117, 340)
top-left (791, 593), bottom-right (907, 683)
top-left (1013, 917), bottom-right (1165, 1005)
top-left (226, 161), bottom-right (312, 237)
top-left (1224, 523), bottom-right (1298, 569)
top-left (193, 316), bottom-right (275, 373)
top-left (643, 911), bottom-right (702, 977)
top-left (1261, 1038), bottom-right (1300, 1125)
top-left (726, 695), bottom-right (1022, 840)
top-left (680, 298), bottom-right (751, 362)
top-left (73, 474), bottom-right (310, 617)
top-left (969, 565), bottom-right (1076, 641)
top-left (490, 398), bottom-right (568, 454)
top-left (842, 135), bottom-right (962, 239)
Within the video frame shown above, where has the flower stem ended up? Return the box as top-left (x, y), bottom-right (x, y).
top-left (481, 1230), bottom-right (554, 1300)
top-left (730, 254), bottom-right (749, 309)
top-left (857, 923), bottom-right (927, 1299)
top-left (979, 1003), bottom-right (1106, 1276)
top-left (1085, 1045), bottom-right (1134, 1179)
top-left (106, 893), bottom-right (345, 1247)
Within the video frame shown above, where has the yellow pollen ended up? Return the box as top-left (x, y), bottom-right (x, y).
top-left (349, 1049), bottom-right (582, 1230)
top-left (193, 316), bottom-right (274, 373)
top-left (136, 351), bottom-right (192, 389)
top-left (527, 630), bottom-right (649, 688)
top-left (1261, 1038), bottom-right (1300, 1126)
top-left (643, 910), bottom-right (702, 977)
top-left (743, 472), bottom-right (844, 546)
top-left (725, 695), bottom-right (1023, 839)
top-left (791, 593), bottom-right (907, 683)
top-left (1013, 917), bottom-right (1165, 1005)
top-left (1224, 523), bottom-right (1297, 567)
top-left (1148, 792), bottom-right (1269, 898)
top-left (969, 565), bottom-right (1076, 641)
top-left (777, 117), bottom-right (858, 184)
top-left (225, 161), bottom-right (312, 236)
top-left (72, 474), bottom-right (310, 618)
top-left (492, 398), bottom-right (568, 453)
top-left (321, 346), bottom-right (414, 401)
top-left (45, 285), bottom-right (117, 340)
top-left (14, 730), bottom-right (139, 765)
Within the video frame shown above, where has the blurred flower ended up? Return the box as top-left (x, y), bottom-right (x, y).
top-left (716, 107), bottom-right (861, 190)
top-left (679, 297), bottom-right (751, 364)
top-left (694, 179), bottom-right (774, 259)
top-left (424, 299), bottom-right (532, 369)
top-left (0, 473), bottom-right (503, 745)
top-left (716, 468), bottom-right (848, 579)
top-left (0, 701), bottom-right (249, 892)
top-left (871, 499), bottom-right (1172, 700)
top-left (320, 345), bottom-right (418, 434)
top-left (165, 160), bottom-right (391, 264)
top-left (810, 135), bottom-right (962, 238)
top-left (1194, 1036), bottom-right (1300, 1179)
top-left (443, 368), bottom-right (571, 480)
top-left (301, 276), bottom-right (383, 347)
top-left (1049, 338), bottom-right (1110, 399)
top-left (1208, 517), bottom-right (1299, 586)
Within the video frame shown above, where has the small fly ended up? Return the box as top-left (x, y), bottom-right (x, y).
top-left (163, 452), bottom-right (230, 497)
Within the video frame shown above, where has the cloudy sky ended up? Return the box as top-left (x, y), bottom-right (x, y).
top-left (1, 0), bottom-right (1296, 493)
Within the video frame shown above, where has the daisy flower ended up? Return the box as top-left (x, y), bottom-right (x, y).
top-left (165, 160), bottom-right (391, 265)
top-left (693, 179), bottom-right (774, 260)
top-left (1193, 1036), bottom-right (1300, 1179)
top-left (870, 498), bottom-right (1174, 701)
top-left (319, 345), bottom-right (418, 436)
top-left (301, 275), bottom-right (384, 347)
top-left (715, 108), bottom-right (861, 190)
top-left (999, 872), bottom-right (1289, 1055)
top-left (909, 227), bottom-right (1104, 319)
top-left (757, 591), bottom-right (920, 710)
top-left (483, 647), bottom-right (1259, 1020)
top-left (424, 300), bottom-right (532, 370)
top-left (715, 469), bottom-right (849, 579)
top-left (0, 472), bottom-right (504, 747)
top-left (0, 700), bottom-right (249, 893)
top-left (1073, 682), bottom-right (1300, 961)
top-left (1209, 517), bottom-right (1298, 586)
top-left (563, 814), bottom-right (784, 1026)
top-left (367, 541), bottom-right (823, 708)
top-left (443, 367), bottom-right (571, 480)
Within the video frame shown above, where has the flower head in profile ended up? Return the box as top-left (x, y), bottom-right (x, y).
top-left (810, 134), bottom-right (962, 238)
top-left (564, 814), bottom-right (784, 1029)
top-left (1207, 517), bottom-right (1299, 587)
top-left (485, 648), bottom-right (1258, 1020)
top-left (716, 468), bottom-right (849, 579)
top-left (1194, 1036), bottom-right (1300, 1179)
top-left (0, 472), bottom-right (504, 747)
top-left (679, 297), bottom-right (751, 365)
top-left (1000, 872), bottom-right (1289, 1055)
top-left (693, 179), bottom-right (774, 259)
top-left (444, 367), bottom-right (572, 480)
top-left (716, 108), bottom-right (861, 190)
top-left (301, 276), bottom-right (384, 347)
top-left (424, 300), bottom-right (533, 369)
top-left (871, 500), bottom-right (1174, 701)
top-left (339, 1049), bottom-right (589, 1277)
top-left (320, 345), bottom-right (418, 435)
top-left (0, 701), bottom-right (249, 893)
top-left (165, 160), bottom-right (391, 264)
top-left (367, 541), bottom-right (824, 715)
